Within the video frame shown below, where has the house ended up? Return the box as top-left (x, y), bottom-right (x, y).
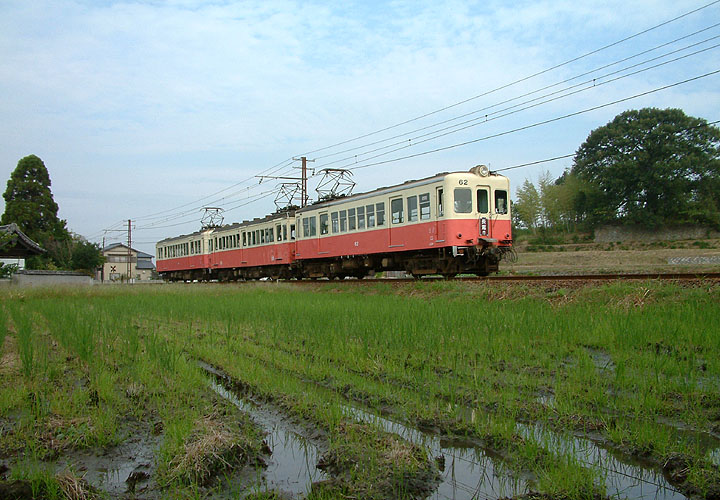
top-left (101, 243), bottom-right (156, 282)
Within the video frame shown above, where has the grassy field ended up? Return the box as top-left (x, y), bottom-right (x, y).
top-left (503, 237), bottom-right (720, 275)
top-left (1, 280), bottom-right (719, 499)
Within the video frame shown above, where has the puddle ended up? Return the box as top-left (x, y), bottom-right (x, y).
top-left (586, 347), bottom-right (616, 375)
top-left (343, 406), bottom-right (528, 500)
top-left (53, 426), bottom-right (158, 497)
top-left (709, 448), bottom-right (720, 467)
top-left (518, 423), bottom-right (689, 500)
top-left (201, 362), bottom-right (327, 497)
top-left (656, 416), bottom-right (720, 457)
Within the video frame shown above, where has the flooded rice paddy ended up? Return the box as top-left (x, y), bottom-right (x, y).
top-left (1, 281), bottom-right (719, 499)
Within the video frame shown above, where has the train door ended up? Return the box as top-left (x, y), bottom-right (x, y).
top-left (476, 186), bottom-right (490, 239)
top-left (435, 187), bottom-right (445, 243)
top-left (389, 196), bottom-right (404, 247)
top-left (318, 212), bottom-right (329, 254)
top-left (201, 235), bottom-right (210, 269)
top-left (208, 235), bottom-right (217, 269)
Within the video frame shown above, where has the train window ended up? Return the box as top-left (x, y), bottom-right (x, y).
top-left (289, 224), bottom-right (294, 240)
top-left (454, 188), bottom-right (472, 213)
top-left (377, 203), bottom-right (385, 226)
top-left (276, 224), bottom-right (282, 242)
top-left (348, 208), bottom-right (356, 230)
top-left (357, 206), bottom-right (365, 230)
top-left (437, 189), bottom-right (444, 217)
top-left (340, 210), bottom-right (347, 232)
top-left (391, 198), bottom-right (404, 224)
top-left (242, 232), bottom-right (247, 247)
top-left (269, 228), bottom-right (275, 243)
top-left (304, 217), bottom-right (317, 237)
top-left (331, 212), bottom-right (339, 233)
top-left (367, 204), bottom-right (376, 228)
top-left (250, 231), bottom-right (255, 246)
top-left (477, 189), bottom-right (489, 213)
top-left (261, 230), bottom-right (266, 244)
top-left (495, 190), bottom-right (508, 214)
top-left (407, 196), bottom-right (418, 222)
top-left (420, 193), bottom-right (431, 220)
top-left (320, 214), bottom-right (329, 235)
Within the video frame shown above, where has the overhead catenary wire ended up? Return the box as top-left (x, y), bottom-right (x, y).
top-left (142, 36), bottom-right (719, 231)
top-left (346, 69), bottom-right (720, 172)
top-left (310, 23), bottom-right (720, 164)
top-left (97, 1), bottom-right (720, 243)
top-left (297, 0), bottom-right (720, 158)
top-left (315, 43), bottom-right (720, 172)
top-left (493, 119), bottom-right (720, 173)
top-left (142, 24), bottom-right (720, 226)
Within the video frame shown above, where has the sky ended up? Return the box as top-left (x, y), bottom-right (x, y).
top-left (1, 0), bottom-right (719, 257)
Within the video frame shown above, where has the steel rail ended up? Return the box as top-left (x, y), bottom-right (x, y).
top-left (279, 272), bottom-right (720, 284)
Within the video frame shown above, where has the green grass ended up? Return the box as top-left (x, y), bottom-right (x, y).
top-left (1, 281), bottom-right (718, 498)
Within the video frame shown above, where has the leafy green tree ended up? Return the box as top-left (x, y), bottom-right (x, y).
top-left (71, 237), bottom-right (104, 273)
top-left (538, 170), bottom-right (557, 230)
top-left (513, 179), bottom-right (541, 233)
top-left (1, 155), bottom-right (71, 268)
top-left (572, 108), bottom-right (720, 228)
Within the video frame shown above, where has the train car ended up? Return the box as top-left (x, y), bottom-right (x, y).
top-left (156, 230), bottom-right (211, 281)
top-left (156, 212), bottom-right (297, 281)
top-left (294, 165), bottom-right (512, 278)
top-left (156, 165), bottom-right (512, 281)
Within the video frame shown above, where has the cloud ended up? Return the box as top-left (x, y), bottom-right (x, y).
top-left (1, 0), bottom-right (718, 253)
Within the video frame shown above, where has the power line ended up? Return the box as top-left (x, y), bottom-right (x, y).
top-left (98, 2), bottom-right (720, 240)
top-left (297, 0), bottom-right (720, 158)
top-left (494, 118), bottom-right (720, 173)
top-left (311, 24), bottom-right (720, 165)
top-left (313, 41), bottom-right (720, 172)
top-left (133, 34), bottom-right (720, 232)
top-left (346, 69), bottom-right (720, 172)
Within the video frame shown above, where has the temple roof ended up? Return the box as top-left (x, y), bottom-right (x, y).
top-left (0, 223), bottom-right (45, 258)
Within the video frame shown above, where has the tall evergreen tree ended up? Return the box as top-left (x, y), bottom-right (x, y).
top-left (1, 155), bottom-right (70, 267)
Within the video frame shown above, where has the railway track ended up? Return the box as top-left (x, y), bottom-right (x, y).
top-left (285, 272), bottom-right (720, 284)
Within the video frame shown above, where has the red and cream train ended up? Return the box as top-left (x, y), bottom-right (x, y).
top-left (156, 166), bottom-right (513, 280)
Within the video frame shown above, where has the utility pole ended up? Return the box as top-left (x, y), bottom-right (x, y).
top-left (299, 156), bottom-right (316, 207)
top-left (127, 219), bottom-right (132, 283)
top-left (256, 156), bottom-right (314, 208)
top-left (101, 235), bottom-right (106, 283)
top-left (301, 156), bottom-right (308, 207)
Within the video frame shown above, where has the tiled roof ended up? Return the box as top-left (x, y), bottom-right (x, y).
top-left (102, 242), bottom-right (154, 258)
top-left (136, 259), bottom-right (156, 270)
top-left (0, 223), bottom-right (45, 257)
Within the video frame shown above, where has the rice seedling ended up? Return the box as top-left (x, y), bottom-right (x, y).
top-left (1, 280), bottom-right (718, 498)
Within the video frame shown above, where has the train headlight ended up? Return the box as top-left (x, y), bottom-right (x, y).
top-left (472, 164), bottom-right (489, 177)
